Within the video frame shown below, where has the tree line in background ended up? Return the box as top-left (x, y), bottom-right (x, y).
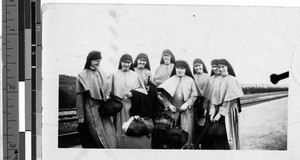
top-left (59, 74), bottom-right (288, 110)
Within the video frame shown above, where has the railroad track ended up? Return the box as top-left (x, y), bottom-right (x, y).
top-left (240, 92), bottom-right (288, 106)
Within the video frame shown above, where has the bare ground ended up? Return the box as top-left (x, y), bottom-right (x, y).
top-left (239, 98), bottom-right (287, 150)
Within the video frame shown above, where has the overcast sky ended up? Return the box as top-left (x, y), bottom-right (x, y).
top-left (42, 4), bottom-right (300, 86)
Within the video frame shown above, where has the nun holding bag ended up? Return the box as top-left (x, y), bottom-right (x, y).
top-left (110, 54), bottom-right (150, 148)
top-left (76, 51), bottom-right (117, 148)
top-left (157, 60), bottom-right (198, 148)
top-left (133, 53), bottom-right (161, 120)
top-left (192, 58), bottom-right (210, 143)
top-left (208, 59), bottom-right (244, 150)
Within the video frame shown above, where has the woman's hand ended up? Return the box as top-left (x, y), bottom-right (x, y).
top-left (168, 105), bottom-right (177, 113)
top-left (179, 103), bottom-right (189, 112)
top-left (210, 115), bottom-right (214, 122)
top-left (213, 113), bottom-right (221, 122)
top-left (78, 117), bottom-right (84, 123)
top-left (157, 92), bottom-right (163, 101)
top-left (124, 92), bottom-right (133, 99)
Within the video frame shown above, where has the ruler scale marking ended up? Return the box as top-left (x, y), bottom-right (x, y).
top-left (3, 0), bottom-right (20, 160)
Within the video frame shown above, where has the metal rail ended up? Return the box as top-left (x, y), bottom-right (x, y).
top-left (58, 91), bottom-right (288, 112)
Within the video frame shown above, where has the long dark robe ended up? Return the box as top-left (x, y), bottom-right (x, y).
top-left (193, 96), bottom-right (206, 147)
top-left (197, 75), bottom-right (222, 149)
top-left (76, 69), bottom-right (117, 148)
top-left (193, 73), bottom-right (210, 145)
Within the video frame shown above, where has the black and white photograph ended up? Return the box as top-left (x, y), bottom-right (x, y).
top-left (41, 2), bottom-right (300, 160)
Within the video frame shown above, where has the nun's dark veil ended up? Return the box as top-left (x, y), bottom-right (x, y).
top-left (210, 59), bottom-right (219, 76)
top-left (133, 53), bottom-right (151, 71)
top-left (159, 49), bottom-right (176, 65)
top-left (84, 50), bottom-right (102, 69)
top-left (193, 58), bottom-right (208, 74)
top-left (117, 54), bottom-right (134, 71)
top-left (217, 59), bottom-right (236, 77)
top-left (170, 60), bottom-right (194, 79)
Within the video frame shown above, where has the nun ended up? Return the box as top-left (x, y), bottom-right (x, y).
top-left (133, 53), bottom-right (154, 88)
top-left (110, 54), bottom-right (150, 148)
top-left (192, 58), bottom-right (210, 144)
top-left (196, 59), bottom-right (223, 149)
top-left (133, 53), bottom-right (161, 119)
top-left (153, 49), bottom-right (176, 86)
top-left (157, 60), bottom-right (198, 148)
top-left (76, 50), bottom-right (117, 148)
top-left (203, 59), bottom-right (221, 99)
top-left (193, 58), bottom-right (209, 95)
top-left (209, 59), bottom-right (243, 150)
top-left (203, 59), bottom-right (223, 118)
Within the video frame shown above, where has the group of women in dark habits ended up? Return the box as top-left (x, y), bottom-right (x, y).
top-left (76, 49), bottom-right (244, 150)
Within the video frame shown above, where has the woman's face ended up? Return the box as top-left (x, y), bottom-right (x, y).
top-left (163, 54), bottom-right (171, 64)
top-left (218, 64), bottom-right (228, 76)
top-left (212, 65), bottom-right (219, 75)
top-left (137, 58), bottom-right (147, 69)
top-left (175, 67), bottom-right (186, 77)
top-left (121, 60), bottom-right (132, 71)
top-left (194, 63), bottom-right (203, 74)
top-left (90, 59), bottom-right (101, 69)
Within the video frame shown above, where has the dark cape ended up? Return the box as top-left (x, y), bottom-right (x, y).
top-left (147, 82), bottom-right (163, 119)
top-left (130, 90), bottom-right (152, 118)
